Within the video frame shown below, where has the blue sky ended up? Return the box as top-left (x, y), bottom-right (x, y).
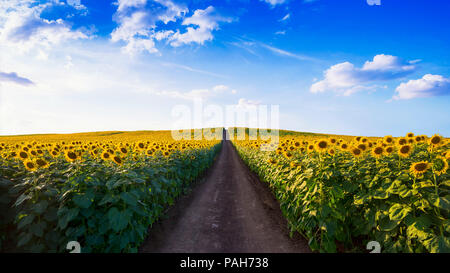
top-left (0, 0), bottom-right (449, 137)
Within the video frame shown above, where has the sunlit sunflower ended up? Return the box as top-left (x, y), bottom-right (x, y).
top-left (119, 147), bottom-right (128, 155)
top-left (112, 156), bottom-right (123, 165)
top-left (410, 161), bottom-right (430, 177)
top-left (23, 160), bottom-right (37, 171)
top-left (290, 161), bottom-right (301, 168)
top-left (351, 147), bottom-right (363, 157)
top-left (385, 146), bottom-right (394, 155)
top-left (398, 145), bottom-right (412, 158)
top-left (101, 152), bottom-right (111, 160)
top-left (267, 158), bottom-right (277, 165)
top-left (328, 148), bottom-right (336, 156)
top-left (429, 134), bottom-right (443, 147)
top-left (64, 150), bottom-right (78, 162)
top-left (383, 135), bottom-right (394, 145)
top-left (35, 158), bottom-right (49, 169)
top-left (315, 139), bottom-right (329, 152)
top-left (371, 146), bottom-right (384, 158)
top-left (340, 143), bottom-right (349, 151)
top-left (357, 143), bottom-right (367, 151)
top-left (307, 144), bottom-right (315, 153)
top-left (406, 132), bottom-right (414, 138)
top-left (18, 151), bottom-right (29, 160)
top-left (397, 138), bottom-right (407, 146)
top-left (283, 151), bottom-right (293, 159)
top-left (432, 156), bottom-right (448, 176)
top-left (163, 151), bottom-right (170, 157)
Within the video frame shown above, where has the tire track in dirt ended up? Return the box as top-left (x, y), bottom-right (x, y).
top-left (139, 137), bottom-right (311, 253)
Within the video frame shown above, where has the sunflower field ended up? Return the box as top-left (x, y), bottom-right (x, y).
top-left (0, 130), bottom-right (221, 252)
top-left (232, 129), bottom-right (450, 253)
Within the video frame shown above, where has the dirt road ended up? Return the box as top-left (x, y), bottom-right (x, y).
top-left (139, 139), bottom-right (311, 253)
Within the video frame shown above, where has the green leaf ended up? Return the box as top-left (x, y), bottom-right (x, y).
top-left (379, 216), bottom-right (400, 231)
top-left (389, 204), bottom-right (412, 221)
top-left (107, 207), bottom-right (130, 232)
top-left (58, 208), bottom-right (79, 229)
top-left (17, 232), bottom-right (33, 247)
top-left (33, 200), bottom-right (48, 214)
top-left (17, 214), bottom-right (35, 230)
top-left (72, 192), bottom-right (94, 209)
top-left (14, 193), bottom-right (31, 207)
top-left (120, 192), bottom-right (137, 207)
top-left (433, 196), bottom-right (450, 211)
top-left (29, 222), bottom-right (46, 237)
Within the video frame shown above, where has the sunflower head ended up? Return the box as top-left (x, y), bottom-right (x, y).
top-left (65, 150), bottom-right (78, 162)
top-left (398, 145), bottom-right (412, 158)
top-left (372, 146), bottom-right (384, 158)
top-left (351, 147), bottom-right (363, 157)
top-left (315, 139), bottom-right (329, 152)
top-left (23, 160), bottom-right (37, 171)
top-left (432, 156), bottom-right (448, 176)
top-left (283, 151), bottom-right (293, 159)
top-left (340, 143), bottom-right (349, 151)
top-left (410, 161), bottom-right (430, 178)
top-left (101, 152), bottom-right (111, 160)
top-left (398, 138), bottom-right (407, 146)
top-left (406, 132), bottom-right (414, 138)
top-left (112, 156), bottom-right (123, 165)
top-left (18, 151), bottom-right (29, 160)
top-left (328, 148), bottom-right (336, 156)
top-left (385, 146), bottom-right (394, 155)
top-left (429, 134), bottom-right (443, 147)
top-left (35, 158), bottom-right (49, 169)
top-left (357, 143), bottom-right (367, 151)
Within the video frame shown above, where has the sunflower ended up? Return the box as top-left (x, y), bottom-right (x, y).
top-left (35, 158), bottom-right (49, 169)
top-left (432, 156), bottom-right (448, 176)
top-left (397, 138), bottom-right (407, 146)
top-left (283, 151), bottom-right (293, 159)
top-left (406, 132), bottom-right (414, 138)
top-left (429, 134), bottom-right (443, 147)
top-left (385, 146), bottom-right (394, 155)
top-left (328, 148), bottom-right (336, 156)
top-left (398, 145), bottom-right (412, 158)
top-left (371, 146), bottom-right (384, 158)
top-left (351, 147), bottom-right (363, 157)
top-left (410, 161), bottom-right (430, 177)
top-left (112, 156), bottom-right (123, 165)
top-left (315, 139), bottom-right (329, 152)
top-left (307, 144), bottom-right (315, 153)
top-left (101, 152), bottom-right (111, 160)
top-left (290, 161), bottom-right (301, 168)
top-left (23, 160), bottom-right (37, 171)
top-left (383, 135), bottom-right (394, 145)
top-left (163, 151), bottom-right (170, 157)
top-left (340, 143), bottom-right (349, 151)
top-left (119, 147), bottom-right (128, 154)
top-left (267, 158), bottom-right (277, 165)
top-left (357, 143), bottom-right (367, 151)
top-left (18, 151), bottom-right (29, 160)
top-left (65, 150), bottom-right (78, 162)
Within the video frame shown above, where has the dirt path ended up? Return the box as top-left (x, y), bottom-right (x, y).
top-left (139, 139), bottom-right (311, 253)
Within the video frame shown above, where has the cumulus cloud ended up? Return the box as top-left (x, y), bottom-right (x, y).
top-left (111, 2), bottom-right (231, 54)
top-left (310, 54), bottom-right (417, 95)
top-left (169, 6), bottom-right (233, 47)
top-left (0, 1), bottom-right (89, 52)
top-left (0, 71), bottom-right (34, 86)
top-left (393, 74), bottom-right (450, 100)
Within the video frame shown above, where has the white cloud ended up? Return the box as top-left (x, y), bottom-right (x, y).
top-left (275, 30), bottom-right (286, 35)
top-left (111, 2), bottom-right (230, 54)
top-left (393, 74), bottom-right (450, 100)
top-left (260, 43), bottom-right (317, 62)
top-left (310, 54), bottom-right (417, 95)
top-left (261, 0), bottom-right (287, 7)
top-left (280, 13), bottom-right (290, 21)
top-left (169, 6), bottom-right (233, 47)
top-left (0, 1), bottom-right (89, 53)
top-left (237, 98), bottom-right (261, 107)
top-left (0, 71), bottom-right (34, 86)
top-left (155, 85), bottom-right (237, 101)
top-left (115, 0), bottom-right (147, 12)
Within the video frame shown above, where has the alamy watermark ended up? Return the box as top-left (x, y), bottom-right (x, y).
top-left (170, 98), bottom-right (280, 150)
